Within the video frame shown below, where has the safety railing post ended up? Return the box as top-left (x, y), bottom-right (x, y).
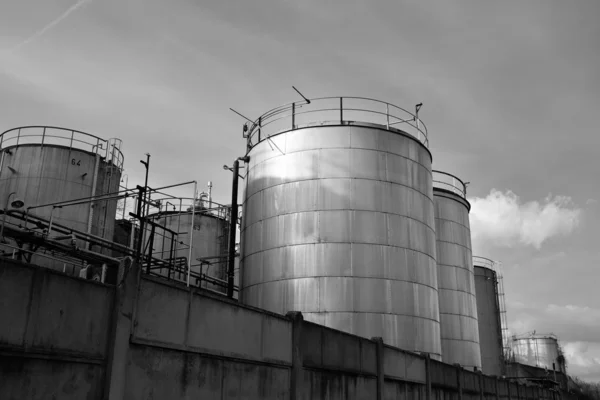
top-left (258, 116), bottom-right (262, 142)
top-left (386, 103), bottom-right (390, 129)
top-left (340, 97), bottom-right (343, 123)
top-left (292, 102), bottom-right (296, 130)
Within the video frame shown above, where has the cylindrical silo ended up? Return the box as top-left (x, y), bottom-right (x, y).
top-left (239, 97), bottom-right (441, 358)
top-left (474, 257), bottom-right (504, 376)
top-left (511, 334), bottom-right (566, 373)
top-left (145, 199), bottom-right (231, 294)
top-left (433, 171), bottom-right (481, 370)
top-left (0, 126), bottom-right (123, 271)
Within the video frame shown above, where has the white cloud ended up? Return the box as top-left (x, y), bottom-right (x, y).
top-left (563, 341), bottom-right (600, 382)
top-left (469, 189), bottom-right (581, 249)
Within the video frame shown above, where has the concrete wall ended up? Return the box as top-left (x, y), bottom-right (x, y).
top-left (0, 258), bottom-right (560, 400)
top-left (0, 258), bottom-right (114, 400)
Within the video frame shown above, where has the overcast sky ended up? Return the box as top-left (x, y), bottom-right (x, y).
top-left (1, 0), bottom-right (598, 382)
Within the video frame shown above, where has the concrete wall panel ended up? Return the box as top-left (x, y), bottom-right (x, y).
top-left (0, 262), bottom-right (112, 357)
top-left (135, 279), bottom-right (188, 345)
top-left (186, 287), bottom-right (292, 363)
top-left (0, 264), bottom-right (35, 345)
top-left (302, 322), bottom-right (376, 375)
top-left (302, 370), bottom-right (376, 400)
top-left (125, 345), bottom-right (289, 400)
top-left (0, 356), bottom-right (104, 400)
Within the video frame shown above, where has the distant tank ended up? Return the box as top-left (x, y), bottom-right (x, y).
top-left (0, 126), bottom-right (123, 272)
top-left (433, 171), bottom-right (481, 370)
top-left (239, 96), bottom-right (441, 359)
top-left (474, 257), bottom-right (504, 376)
top-left (511, 334), bottom-right (566, 373)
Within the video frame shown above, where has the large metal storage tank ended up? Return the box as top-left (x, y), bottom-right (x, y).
top-left (0, 126), bottom-right (123, 269)
top-left (511, 334), bottom-right (565, 373)
top-left (433, 171), bottom-right (481, 370)
top-left (239, 97), bottom-right (441, 358)
top-left (474, 257), bottom-right (504, 376)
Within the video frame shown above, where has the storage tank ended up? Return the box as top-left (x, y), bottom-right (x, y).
top-left (0, 126), bottom-right (123, 269)
top-left (239, 96), bottom-right (441, 358)
top-left (433, 171), bottom-right (481, 370)
top-left (144, 198), bottom-right (231, 294)
top-left (474, 257), bottom-right (504, 376)
top-left (511, 334), bottom-right (566, 373)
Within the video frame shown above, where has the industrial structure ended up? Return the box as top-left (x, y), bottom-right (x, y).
top-left (510, 333), bottom-right (567, 374)
top-left (474, 256), bottom-right (506, 376)
top-left (0, 95), bottom-right (583, 399)
top-left (0, 126), bottom-right (123, 274)
top-left (433, 171), bottom-right (482, 370)
top-left (239, 97), bottom-right (441, 358)
top-left (142, 193), bottom-right (232, 293)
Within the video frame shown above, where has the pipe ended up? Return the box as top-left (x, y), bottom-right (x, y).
top-left (0, 192), bottom-right (17, 240)
top-left (186, 181), bottom-right (197, 287)
top-left (227, 156), bottom-right (249, 297)
top-left (86, 153), bottom-right (100, 249)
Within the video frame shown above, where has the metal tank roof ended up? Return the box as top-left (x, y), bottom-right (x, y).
top-left (241, 96), bottom-right (429, 151)
top-left (239, 96), bottom-right (442, 359)
top-left (0, 126), bottom-right (124, 170)
top-left (433, 171), bottom-right (481, 370)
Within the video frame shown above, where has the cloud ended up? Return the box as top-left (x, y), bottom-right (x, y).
top-left (563, 341), bottom-right (600, 382)
top-left (469, 190), bottom-right (581, 249)
top-left (3, 0), bottom-right (93, 55)
top-left (508, 304), bottom-right (600, 381)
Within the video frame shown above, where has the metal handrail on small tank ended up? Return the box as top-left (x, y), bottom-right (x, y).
top-left (473, 255), bottom-right (497, 270)
top-left (243, 96), bottom-right (429, 150)
top-left (0, 126), bottom-right (124, 170)
top-left (432, 170), bottom-right (467, 198)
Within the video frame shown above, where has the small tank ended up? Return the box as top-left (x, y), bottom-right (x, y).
top-left (143, 196), bottom-right (231, 294)
top-left (510, 334), bottom-right (566, 373)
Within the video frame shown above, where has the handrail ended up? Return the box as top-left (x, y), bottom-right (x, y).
top-left (0, 126), bottom-right (124, 170)
top-left (147, 196), bottom-right (232, 221)
top-left (432, 170), bottom-right (467, 198)
top-left (243, 96), bottom-right (429, 150)
top-left (473, 255), bottom-right (497, 270)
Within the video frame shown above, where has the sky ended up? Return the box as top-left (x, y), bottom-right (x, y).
top-left (1, 0), bottom-right (599, 382)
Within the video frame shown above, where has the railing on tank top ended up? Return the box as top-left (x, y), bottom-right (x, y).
top-left (432, 170), bottom-right (467, 198)
top-left (243, 97), bottom-right (429, 150)
top-left (0, 126), bottom-right (124, 170)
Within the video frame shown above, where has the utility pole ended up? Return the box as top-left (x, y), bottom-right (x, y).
top-left (227, 156), bottom-right (249, 298)
top-left (135, 154), bottom-right (150, 265)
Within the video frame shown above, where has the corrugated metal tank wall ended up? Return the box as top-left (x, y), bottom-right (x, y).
top-left (474, 262), bottom-right (504, 376)
top-left (0, 127), bottom-right (123, 270)
top-left (433, 172), bottom-right (481, 370)
top-left (511, 336), bottom-right (564, 372)
top-left (240, 121), bottom-right (441, 358)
